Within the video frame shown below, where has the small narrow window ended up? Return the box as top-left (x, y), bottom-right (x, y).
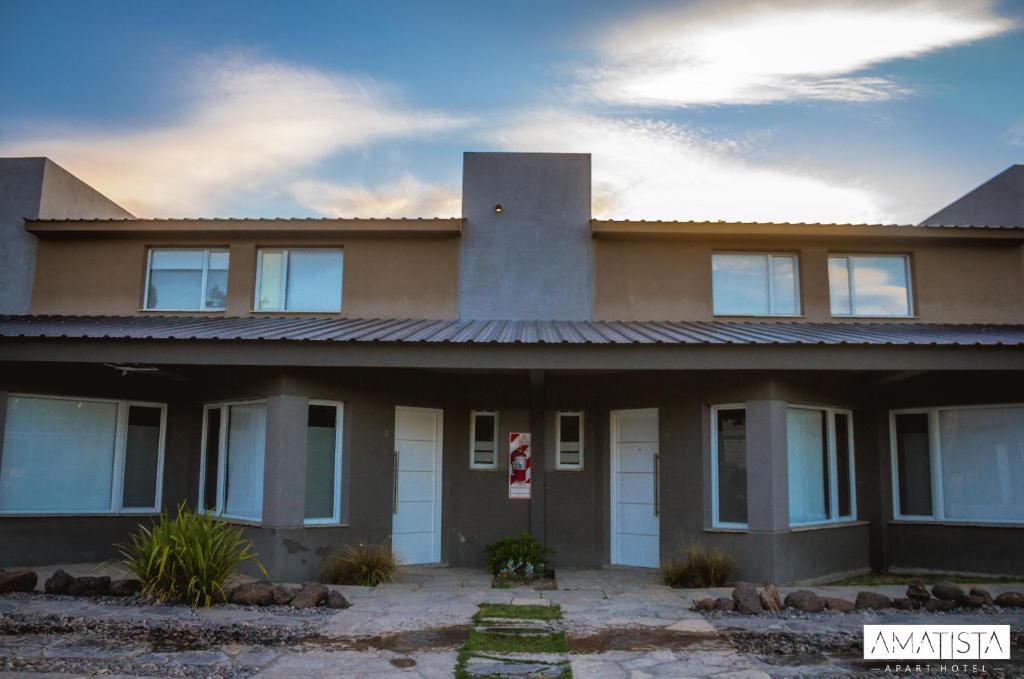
top-left (256, 249), bottom-right (343, 312)
top-left (556, 411), bottom-right (584, 470)
top-left (470, 411), bottom-right (498, 469)
top-left (893, 412), bottom-right (933, 517)
top-left (201, 406), bottom-right (221, 513)
top-left (199, 401), bottom-right (266, 522)
top-left (145, 249), bottom-right (229, 311)
top-left (305, 402), bottom-right (343, 524)
top-left (828, 254), bottom-right (912, 317)
top-left (121, 405), bottom-right (164, 510)
top-left (712, 253), bottom-right (800, 316)
top-left (711, 406), bottom-right (747, 527)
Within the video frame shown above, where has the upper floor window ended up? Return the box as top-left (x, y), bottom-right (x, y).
top-left (556, 411), bottom-right (584, 470)
top-left (712, 253), bottom-right (800, 316)
top-left (145, 249), bottom-right (228, 311)
top-left (256, 249), bottom-right (343, 312)
top-left (470, 411), bottom-right (498, 470)
top-left (828, 254), bottom-right (912, 317)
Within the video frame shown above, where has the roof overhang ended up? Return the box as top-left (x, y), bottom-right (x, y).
top-left (590, 220), bottom-right (1024, 241)
top-left (25, 217), bottom-right (464, 238)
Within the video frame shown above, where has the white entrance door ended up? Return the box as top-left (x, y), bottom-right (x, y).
top-left (610, 408), bottom-right (660, 567)
top-left (392, 407), bottom-right (443, 565)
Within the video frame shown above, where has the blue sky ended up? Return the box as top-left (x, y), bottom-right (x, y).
top-left (1, 0), bottom-right (1022, 222)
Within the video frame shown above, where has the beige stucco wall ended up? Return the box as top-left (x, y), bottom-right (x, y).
top-left (594, 237), bottom-right (1024, 323)
top-left (30, 233), bottom-right (460, 319)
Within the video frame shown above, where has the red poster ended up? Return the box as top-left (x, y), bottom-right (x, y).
top-left (508, 432), bottom-right (531, 500)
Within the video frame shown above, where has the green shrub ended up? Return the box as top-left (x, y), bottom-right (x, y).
top-left (660, 544), bottom-right (734, 588)
top-left (118, 502), bottom-right (265, 607)
top-left (484, 533), bottom-right (551, 582)
top-left (321, 543), bottom-right (398, 586)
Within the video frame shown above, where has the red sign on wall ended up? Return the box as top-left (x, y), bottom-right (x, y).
top-left (508, 432), bottom-right (531, 500)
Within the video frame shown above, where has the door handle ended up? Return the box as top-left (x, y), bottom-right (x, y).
top-left (653, 453), bottom-right (660, 517)
top-left (392, 450), bottom-right (399, 514)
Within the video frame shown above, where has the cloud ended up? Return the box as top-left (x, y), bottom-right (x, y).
top-left (289, 175), bottom-right (461, 217)
top-left (583, 0), bottom-right (1015, 106)
top-left (488, 111), bottom-right (889, 223)
top-left (0, 55), bottom-right (466, 216)
top-left (1007, 119), bottom-right (1024, 146)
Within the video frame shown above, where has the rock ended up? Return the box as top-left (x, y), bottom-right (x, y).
top-left (290, 583), bottom-right (329, 609)
top-left (109, 578), bottom-right (142, 597)
top-left (906, 581), bottom-right (931, 603)
top-left (931, 582), bottom-right (965, 602)
top-left (271, 585), bottom-right (296, 606)
top-left (759, 584), bottom-right (783, 612)
top-left (693, 597), bottom-right (716, 612)
top-left (994, 591), bottom-right (1024, 608)
top-left (67, 576), bottom-right (109, 596)
top-left (714, 597), bottom-right (735, 612)
top-left (824, 597), bottom-right (855, 613)
top-left (44, 569), bottom-right (74, 594)
top-left (0, 570), bottom-right (38, 594)
top-left (784, 589), bottom-right (825, 613)
top-left (855, 591), bottom-right (892, 610)
top-left (230, 581), bottom-right (276, 606)
top-left (969, 587), bottom-right (993, 606)
top-left (892, 598), bottom-right (915, 610)
top-left (326, 590), bottom-right (350, 609)
top-left (961, 594), bottom-right (986, 609)
top-left (732, 582), bottom-right (763, 614)
top-left (924, 598), bottom-right (956, 612)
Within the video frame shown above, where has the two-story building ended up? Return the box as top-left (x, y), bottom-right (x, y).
top-left (1, 153), bottom-right (1022, 583)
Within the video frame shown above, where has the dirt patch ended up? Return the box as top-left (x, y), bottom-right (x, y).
top-left (390, 657), bottom-right (417, 668)
top-left (570, 628), bottom-right (724, 653)
top-left (301, 625), bottom-right (470, 653)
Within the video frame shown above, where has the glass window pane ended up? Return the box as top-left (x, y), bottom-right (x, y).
top-left (204, 252), bottom-right (229, 310)
top-left (712, 254), bottom-right (769, 315)
top-left (203, 408), bottom-right (221, 512)
top-left (257, 251), bottom-right (284, 310)
top-left (770, 256), bottom-right (798, 315)
top-left (787, 408), bottom-right (830, 524)
top-left (851, 256), bottom-right (910, 317)
top-left (0, 397), bottom-right (118, 511)
top-left (939, 406), bottom-right (1024, 522)
top-left (895, 413), bottom-right (932, 516)
top-left (285, 251), bottom-right (343, 311)
top-left (473, 413), bottom-right (496, 466)
top-left (716, 408), bottom-right (747, 525)
top-left (828, 257), bottom-right (851, 315)
top-left (835, 413), bottom-right (852, 518)
top-left (208, 251), bottom-right (229, 270)
top-left (559, 414), bottom-right (580, 444)
top-left (122, 406), bottom-right (162, 509)
top-left (224, 403), bottom-right (266, 520)
top-left (151, 251), bottom-right (204, 270)
top-left (305, 405), bottom-right (338, 520)
top-left (148, 249), bottom-right (204, 310)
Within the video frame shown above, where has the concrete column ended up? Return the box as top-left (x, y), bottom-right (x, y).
top-left (745, 399), bottom-right (789, 533)
top-left (529, 370), bottom-right (546, 542)
top-left (262, 394), bottom-right (309, 528)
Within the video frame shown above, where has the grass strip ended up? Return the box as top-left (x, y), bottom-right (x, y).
top-left (826, 572), bottom-right (1022, 586)
top-left (465, 629), bottom-right (569, 654)
top-left (474, 603), bottom-right (563, 622)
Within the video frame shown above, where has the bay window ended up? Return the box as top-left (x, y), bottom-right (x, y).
top-left (199, 401), bottom-right (267, 522)
top-left (711, 405), bottom-right (747, 528)
top-left (145, 249), bottom-right (228, 311)
top-left (305, 401), bottom-right (343, 524)
top-left (0, 395), bottom-right (166, 514)
top-left (256, 249), bottom-right (343, 312)
top-left (786, 406), bottom-right (856, 526)
top-left (712, 253), bottom-right (800, 316)
top-left (891, 405), bottom-right (1024, 523)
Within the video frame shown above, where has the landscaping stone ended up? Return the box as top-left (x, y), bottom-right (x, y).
top-left (291, 583), bottom-right (329, 609)
top-left (230, 581), bottom-right (276, 606)
top-left (931, 581), bottom-right (965, 602)
top-left (732, 582), bottom-right (763, 614)
top-left (326, 590), bottom-right (350, 609)
top-left (823, 597), bottom-right (854, 613)
top-left (961, 594), bottom-right (986, 609)
top-left (271, 585), bottom-right (296, 606)
top-left (109, 578), bottom-right (142, 597)
top-left (44, 569), bottom-right (74, 595)
top-left (0, 569), bottom-right (38, 594)
top-left (855, 591), bottom-right (892, 610)
top-left (994, 591), bottom-right (1024, 608)
top-left (970, 587), bottom-right (993, 606)
top-left (784, 590), bottom-right (825, 613)
top-left (714, 597), bottom-right (735, 612)
top-left (67, 576), bottom-right (110, 596)
top-left (906, 581), bottom-right (931, 603)
top-left (693, 597), bottom-right (716, 612)
top-left (891, 598), bottom-right (915, 611)
top-left (759, 584), bottom-right (782, 612)
top-left (924, 598), bottom-right (956, 612)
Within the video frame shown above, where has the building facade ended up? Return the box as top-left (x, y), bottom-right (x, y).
top-left (1, 153), bottom-right (1022, 583)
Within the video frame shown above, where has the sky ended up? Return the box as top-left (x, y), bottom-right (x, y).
top-left (1, 0), bottom-right (1022, 223)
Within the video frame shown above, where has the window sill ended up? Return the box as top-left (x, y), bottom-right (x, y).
top-left (554, 467), bottom-right (584, 472)
top-left (829, 315), bottom-right (919, 320)
top-left (790, 519), bottom-right (868, 532)
top-left (712, 314), bottom-right (805, 319)
top-left (469, 466), bottom-right (499, 472)
top-left (138, 308), bottom-right (225, 313)
top-left (890, 519), bottom-right (1024, 529)
top-left (0, 511), bottom-right (161, 518)
top-left (250, 309), bottom-right (342, 315)
top-left (303, 522), bottom-right (350, 529)
top-left (703, 526), bottom-right (748, 534)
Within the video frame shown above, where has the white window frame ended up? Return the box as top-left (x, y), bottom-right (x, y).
top-left (555, 411), bottom-right (584, 471)
top-left (710, 404), bottom-right (748, 529)
top-left (0, 393), bottom-right (166, 516)
top-left (890, 403), bottom-right (1024, 525)
top-left (827, 253), bottom-right (913, 318)
top-left (304, 400), bottom-right (344, 526)
top-left (469, 410), bottom-right (498, 470)
top-left (254, 248), bottom-right (344, 312)
top-left (198, 399), bottom-right (267, 523)
top-left (143, 248), bottom-right (228, 312)
top-left (787, 405), bottom-right (857, 528)
top-left (711, 252), bottom-right (802, 317)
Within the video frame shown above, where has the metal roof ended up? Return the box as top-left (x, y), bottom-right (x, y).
top-left (592, 219), bottom-right (1024, 230)
top-left (1, 315), bottom-right (1022, 347)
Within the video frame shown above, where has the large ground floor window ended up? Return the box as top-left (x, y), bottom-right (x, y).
top-left (199, 401), bottom-right (267, 522)
top-left (0, 394), bottom-right (166, 514)
top-left (304, 401), bottom-right (343, 525)
top-left (891, 404), bottom-right (1024, 524)
top-left (787, 405), bottom-right (856, 526)
top-left (710, 404), bottom-right (747, 528)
